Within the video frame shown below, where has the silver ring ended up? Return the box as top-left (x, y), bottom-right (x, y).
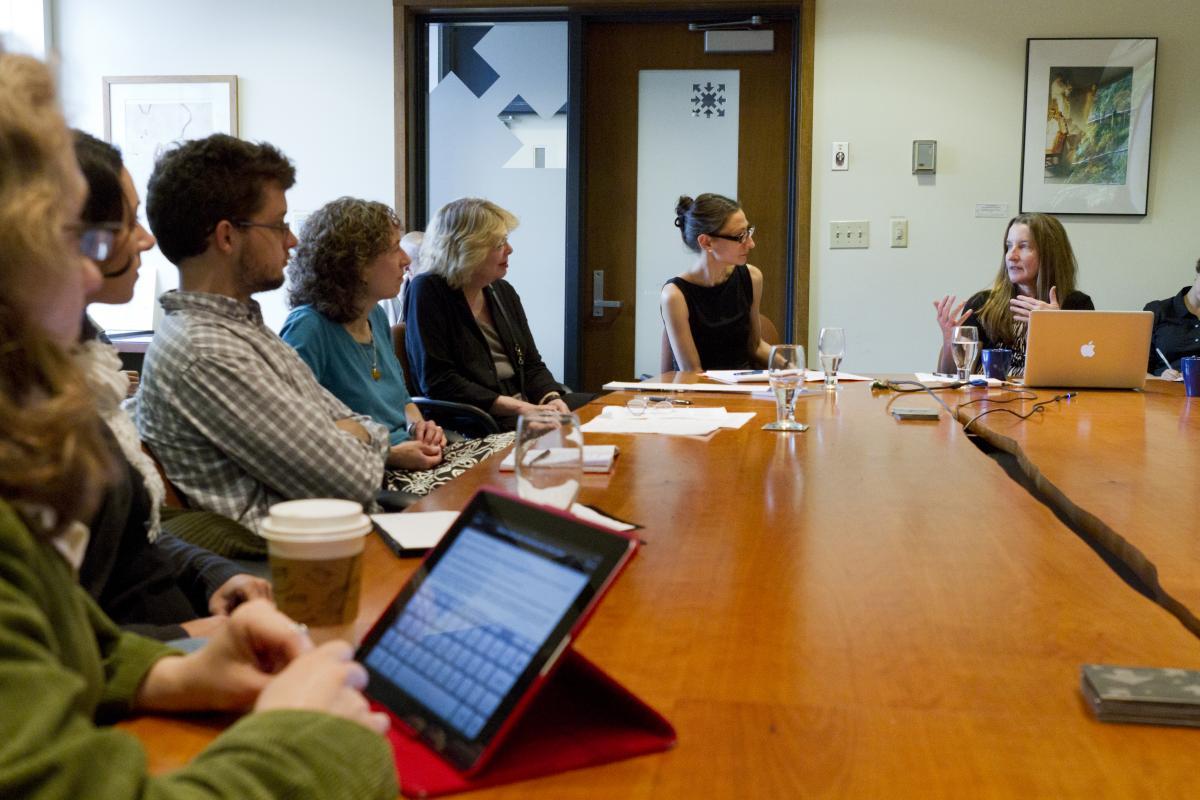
top-left (293, 622), bottom-right (309, 636)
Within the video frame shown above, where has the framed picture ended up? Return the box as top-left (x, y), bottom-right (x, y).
top-left (1019, 38), bottom-right (1157, 216)
top-left (95, 76), bottom-right (237, 332)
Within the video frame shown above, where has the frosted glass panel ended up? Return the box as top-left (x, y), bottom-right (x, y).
top-left (426, 22), bottom-right (568, 378)
top-left (635, 71), bottom-right (739, 377)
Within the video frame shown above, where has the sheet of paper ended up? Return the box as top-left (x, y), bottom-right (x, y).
top-left (913, 372), bottom-right (1004, 388)
top-left (499, 445), bottom-right (618, 473)
top-left (570, 503), bottom-right (637, 532)
top-left (371, 510), bottom-right (459, 552)
top-left (603, 380), bottom-right (762, 394)
top-left (581, 406), bottom-right (754, 435)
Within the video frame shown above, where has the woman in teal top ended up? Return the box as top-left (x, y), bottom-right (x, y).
top-left (283, 198), bottom-right (512, 494)
top-left (283, 302), bottom-right (418, 447)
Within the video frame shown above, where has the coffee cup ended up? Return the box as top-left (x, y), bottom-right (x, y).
top-left (1182, 356), bottom-right (1200, 398)
top-left (981, 348), bottom-right (1014, 380)
top-left (260, 499), bottom-right (371, 628)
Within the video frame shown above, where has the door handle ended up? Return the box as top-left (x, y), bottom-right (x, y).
top-left (592, 270), bottom-right (622, 318)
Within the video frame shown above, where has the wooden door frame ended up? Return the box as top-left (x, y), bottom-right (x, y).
top-left (392, 0), bottom-right (815, 382)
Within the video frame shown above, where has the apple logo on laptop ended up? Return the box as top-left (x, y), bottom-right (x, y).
top-left (1080, 341), bottom-right (1096, 358)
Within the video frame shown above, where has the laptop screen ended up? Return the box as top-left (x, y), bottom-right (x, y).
top-left (358, 490), bottom-right (635, 772)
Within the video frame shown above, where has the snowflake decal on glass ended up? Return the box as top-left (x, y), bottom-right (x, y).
top-left (691, 82), bottom-right (727, 118)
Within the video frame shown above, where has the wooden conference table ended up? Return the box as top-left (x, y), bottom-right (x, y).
top-left (123, 376), bottom-right (1200, 797)
top-left (950, 379), bottom-right (1200, 635)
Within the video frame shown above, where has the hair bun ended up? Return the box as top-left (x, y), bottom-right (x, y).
top-left (675, 195), bottom-right (694, 217)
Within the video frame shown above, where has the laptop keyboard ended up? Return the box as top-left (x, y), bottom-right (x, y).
top-left (365, 589), bottom-right (539, 738)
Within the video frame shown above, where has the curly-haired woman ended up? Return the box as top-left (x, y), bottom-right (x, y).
top-left (281, 197), bottom-right (512, 495)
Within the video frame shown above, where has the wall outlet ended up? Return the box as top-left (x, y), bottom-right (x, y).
top-left (830, 220), bottom-right (869, 249)
top-left (890, 217), bottom-right (908, 248)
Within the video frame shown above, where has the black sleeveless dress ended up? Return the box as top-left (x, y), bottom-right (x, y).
top-left (665, 264), bottom-right (754, 370)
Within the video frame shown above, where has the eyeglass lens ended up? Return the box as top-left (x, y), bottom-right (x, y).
top-left (79, 228), bottom-right (115, 261)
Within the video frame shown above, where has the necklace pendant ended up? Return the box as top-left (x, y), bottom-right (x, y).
top-left (372, 366), bottom-right (382, 381)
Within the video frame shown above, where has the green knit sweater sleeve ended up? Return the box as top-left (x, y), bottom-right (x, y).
top-left (0, 500), bottom-right (397, 800)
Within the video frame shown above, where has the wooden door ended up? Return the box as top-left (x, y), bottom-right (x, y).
top-left (580, 18), bottom-right (798, 390)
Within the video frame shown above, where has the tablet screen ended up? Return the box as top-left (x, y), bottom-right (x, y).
top-left (359, 491), bottom-right (634, 771)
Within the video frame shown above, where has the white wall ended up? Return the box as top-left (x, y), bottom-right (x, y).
top-left (53, 0), bottom-right (1200, 370)
top-left (810, 0), bottom-right (1200, 371)
top-left (55, 0), bottom-right (395, 332)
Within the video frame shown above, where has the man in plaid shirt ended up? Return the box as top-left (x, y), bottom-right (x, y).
top-left (133, 135), bottom-right (388, 534)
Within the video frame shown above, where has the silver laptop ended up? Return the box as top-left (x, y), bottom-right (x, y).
top-left (1023, 310), bottom-right (1153, 389)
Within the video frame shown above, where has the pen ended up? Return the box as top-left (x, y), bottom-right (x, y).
top-left (646, 396), bottom-right (692, 404)
top-left (1156, 347), bottom-right (1174, 373)
top-left (733, 370), bottom-right (764, 376)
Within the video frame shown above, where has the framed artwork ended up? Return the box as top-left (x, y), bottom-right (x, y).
top-left (95, 76), bottom-right (237, 332)
top-left (1019, 38), bottom-right (1157, 216)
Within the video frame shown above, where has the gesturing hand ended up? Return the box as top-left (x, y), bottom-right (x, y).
top-left (933, 295), bottom-right (974, 340)
top-left (1011, 286), bottom-right (1060, 323)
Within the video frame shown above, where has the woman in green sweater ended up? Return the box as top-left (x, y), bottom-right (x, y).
top-left (0, 52), bottom-right (397, 799)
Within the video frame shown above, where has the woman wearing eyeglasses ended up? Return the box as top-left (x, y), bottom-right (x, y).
top-left (661, 193), bottom-right (770, 372)
top-left (405, 197), bottom-right (589, 431)
top-left (71, 130), bottom-right (272, 642)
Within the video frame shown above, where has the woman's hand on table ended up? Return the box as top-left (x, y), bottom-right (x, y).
top-left (134, 599), bottom-right (312, 713)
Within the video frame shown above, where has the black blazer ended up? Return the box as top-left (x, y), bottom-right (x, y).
top-left (404, 273), bottom-right (561, 414)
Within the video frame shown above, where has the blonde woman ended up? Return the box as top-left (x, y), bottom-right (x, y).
top-left (405, 197), bottom-right (589, 430)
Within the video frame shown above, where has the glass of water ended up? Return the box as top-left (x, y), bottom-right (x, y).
top-left (951, 326), bottom-right (980, 383)
top-left (763, 344), bottom-right (808, 432)
top-left (818, 327), bottom-right (845, 391)
top-left (514, 411), bottom-right (583, 510)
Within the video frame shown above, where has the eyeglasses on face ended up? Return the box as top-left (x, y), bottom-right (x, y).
top-left (708, 225), bottom-right (756, 245)
top-left (493, 236), bottom-right (510, 251)
top-left (233, 219), bottom-right (292, 237)
top-left (67, 222), bottom-right (124, 261)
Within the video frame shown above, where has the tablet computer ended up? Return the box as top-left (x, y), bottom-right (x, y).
top-left (356, 488), bottom-right (639, 775)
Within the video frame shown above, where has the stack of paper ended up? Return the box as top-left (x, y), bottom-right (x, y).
top-left (371, 504), bottom-right (637, 556)
top-left (499, 445), bottom-right (619, 473)
top-left (1081, 664), bottom-right (1200, 728)
top-left (581, 406), bottom-right (755, 436)
top-left (705, 369), bottom-right (874, 384)
top-left (372, 510), bottom-right (459, 554)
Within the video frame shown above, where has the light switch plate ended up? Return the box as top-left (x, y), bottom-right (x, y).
top-left (830, 220), bottom-right (869, 249)
top-left (832, 141), bottom-right (848, 171)
top-left (890, 217), bottom-right (908, 248)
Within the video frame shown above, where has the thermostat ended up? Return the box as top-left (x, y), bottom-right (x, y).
top-left (912, 140), bottom-right (936, 174)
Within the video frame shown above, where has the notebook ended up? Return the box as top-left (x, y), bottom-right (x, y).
top-left (356, 488), bottom-right (670, 790)
top-left (1023, 310), bottom-right (1153, 389)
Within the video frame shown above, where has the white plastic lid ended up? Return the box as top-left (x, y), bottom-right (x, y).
top-left (260, 498), bottom-right (371, 542)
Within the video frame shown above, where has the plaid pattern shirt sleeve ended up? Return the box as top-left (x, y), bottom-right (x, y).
top-left (137, 293), bottom-right (388, 532)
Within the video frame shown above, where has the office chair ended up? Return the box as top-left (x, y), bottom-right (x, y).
top-left (391, 322), bottom-right (502, 438)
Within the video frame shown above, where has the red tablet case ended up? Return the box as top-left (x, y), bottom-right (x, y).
top-left (374, 647), bottom-right (676, 798)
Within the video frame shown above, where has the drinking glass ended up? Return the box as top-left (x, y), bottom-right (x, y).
top-left (763, 344), bottom-right (809, 432)
top-left (950, 326), bottom-right (980, 383)
top-left (818, 327), bottom-right (846, 391)
top-left (514, 411), bottom-right (583, 509)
